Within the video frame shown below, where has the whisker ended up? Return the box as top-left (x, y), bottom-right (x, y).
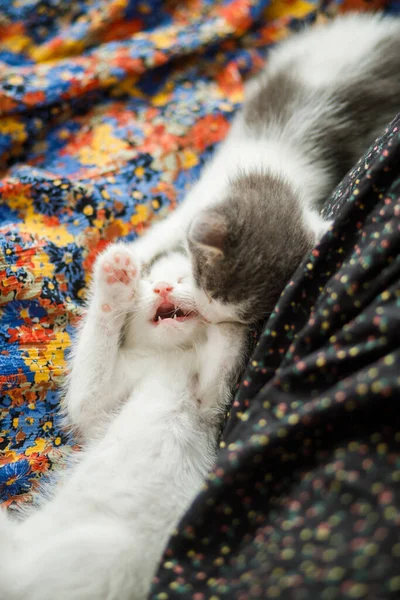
top-left (104, 309), bottom-right (132, 331)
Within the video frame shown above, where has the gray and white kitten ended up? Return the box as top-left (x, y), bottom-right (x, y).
top-left (133, 13), bottom-right (400, 323)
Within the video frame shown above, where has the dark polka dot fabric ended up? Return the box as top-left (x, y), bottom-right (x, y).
top-left (151, 114), bottom-right (400, 600)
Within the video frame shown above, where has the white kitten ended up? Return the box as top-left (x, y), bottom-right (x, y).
top-left (0, 245), bottom-right (246, 600)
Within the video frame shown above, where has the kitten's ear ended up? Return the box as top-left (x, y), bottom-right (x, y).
top-left (187, 212), bottom-right (227, 259)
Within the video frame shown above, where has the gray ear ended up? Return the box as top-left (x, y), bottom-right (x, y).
top-left (187, 211), bottom-right (227, 259)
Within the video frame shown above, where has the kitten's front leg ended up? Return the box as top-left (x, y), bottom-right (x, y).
top-left (195, 323), bottom-right (247, 415)
top-left (63, 244), bottom-right (140, 441)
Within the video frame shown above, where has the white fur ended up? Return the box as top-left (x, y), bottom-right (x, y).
top-left (0, 246), bottom-right (246, 600)
top-left (265, 13), bottom-right (400, 87)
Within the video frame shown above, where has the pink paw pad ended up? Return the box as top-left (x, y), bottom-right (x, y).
top-left (102, 262), bottom-right (136, 286)
top-left (112, 253), bottom-right (132, 267)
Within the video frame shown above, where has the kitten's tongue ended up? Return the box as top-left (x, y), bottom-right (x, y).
top-left (154, 302), bottom-right (176, 321)
top-left (153, 302), bottom-right (194, 323)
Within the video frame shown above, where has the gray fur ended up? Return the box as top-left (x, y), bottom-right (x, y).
top-left (244, 70), bottom-right (302, 131)
top-left (188, 173), bottom-right (315, 323)
top-left (244, 30), bottom-right (400, 210)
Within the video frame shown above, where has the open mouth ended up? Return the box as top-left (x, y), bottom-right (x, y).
top-left (152, 302), bottom-right (197, 324)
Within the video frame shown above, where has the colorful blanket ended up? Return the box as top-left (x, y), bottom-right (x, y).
top-left (0, 0), bottom-right (393, 506)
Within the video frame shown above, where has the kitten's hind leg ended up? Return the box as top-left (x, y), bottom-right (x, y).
top-left (63, 244), bottom-right (140, 442)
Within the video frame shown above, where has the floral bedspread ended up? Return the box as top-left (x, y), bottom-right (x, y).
top-left (0, 0), bottom-right (393, 506)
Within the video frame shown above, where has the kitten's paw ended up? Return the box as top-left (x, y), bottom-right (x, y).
top-left (94, 244), bottom-right (140, 313)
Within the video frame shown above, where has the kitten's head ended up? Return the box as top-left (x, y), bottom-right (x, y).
top-left (128, 251), bottom-right (207, 349)
top-left (187, 172), bottom-right (317, 324)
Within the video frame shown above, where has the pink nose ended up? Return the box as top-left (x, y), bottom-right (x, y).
top-left (153, 282), bottom-right (173, 297)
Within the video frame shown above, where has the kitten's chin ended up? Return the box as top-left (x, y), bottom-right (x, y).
top-left (137, 316), bottom-right (205, 349)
